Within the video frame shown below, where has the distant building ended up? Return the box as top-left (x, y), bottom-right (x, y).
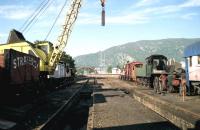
top-left (95, 67), bottom-right (107, 74)
top-left (180, 61), bottom-right (185, 69)
top-left (167, 58), bottom-right (182, 69)
top-left (167, 58), bottom-right (176, 65)
top-left (112, 68), bottom-right (121, 74)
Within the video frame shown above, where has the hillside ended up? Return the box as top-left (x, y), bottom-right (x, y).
top-left (74, 38), bottom-right (200, 68)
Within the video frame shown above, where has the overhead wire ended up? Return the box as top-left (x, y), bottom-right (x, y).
top-left (24, 0), bottom-right (54, 34)
top-left (19, 0), bottom-right (47, 31)
top-left (21, 0), bottom-right (51, 33)
top-left (44, 0), bottom-right (69, 40)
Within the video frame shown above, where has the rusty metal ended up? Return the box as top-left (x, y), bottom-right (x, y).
top-left (123, 61), bottom-right (143, 81)
top-left (0, 49), bottom-right (40, 85)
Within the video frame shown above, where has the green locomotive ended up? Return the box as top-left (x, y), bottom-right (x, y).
top-left (136, 55), bottom-right (168, 93)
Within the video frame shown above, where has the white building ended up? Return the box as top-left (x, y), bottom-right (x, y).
top-left (112, 68), bottom-right (121, 74)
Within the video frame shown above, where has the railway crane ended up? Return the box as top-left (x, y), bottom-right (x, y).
top-left (0, 0), bottom-right (106, 78)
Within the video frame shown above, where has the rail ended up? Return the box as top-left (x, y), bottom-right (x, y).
top-left (86, 74), bottom-right (120, 78)
top-left (35, 79), bottom-right (89, 130)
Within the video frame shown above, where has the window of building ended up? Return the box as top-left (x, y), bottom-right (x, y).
top-left (135, 64), bottom-right (143, 68)
top-left (189, 56), bottom-right (192, 67)
top-left (198, 56), bottom-right (200, 64)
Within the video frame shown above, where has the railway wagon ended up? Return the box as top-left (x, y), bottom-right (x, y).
top-left (120, 61), bottom-right (143, 81)
top-left (184, 42), bottom-right (200, 95)
top-left (135, 55), bottom-right (168, 92)
top-left (0, 49), bottom-right (40, 96)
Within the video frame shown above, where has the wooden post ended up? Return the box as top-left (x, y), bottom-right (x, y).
top-left (181, 74), bottom-right (186, 102)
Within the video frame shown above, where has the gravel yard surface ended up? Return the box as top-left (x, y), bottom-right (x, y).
top-left (91, 78), bottom-right (180, 130)
top-left (98, 78), bottom-right (200, 116)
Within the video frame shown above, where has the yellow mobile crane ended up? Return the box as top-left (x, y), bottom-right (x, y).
top-left (0, 0), bottom-right (106, 78)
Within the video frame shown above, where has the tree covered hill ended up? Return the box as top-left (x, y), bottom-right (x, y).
top-left (74, 38), bottom-right (200, 68)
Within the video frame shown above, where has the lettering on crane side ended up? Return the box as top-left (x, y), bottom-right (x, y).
top-left (13, 56), bottom-right (39, 69)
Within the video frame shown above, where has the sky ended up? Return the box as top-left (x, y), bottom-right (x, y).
top-left (0, 0), bottom-right (200, 57)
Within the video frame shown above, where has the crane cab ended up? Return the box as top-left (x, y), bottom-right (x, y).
top-left (0, 29), bottom-right (54, 77)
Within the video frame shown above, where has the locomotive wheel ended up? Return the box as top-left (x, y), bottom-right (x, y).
top-left (147, 78), bottom-right (151, 88)
top-left (153, 77), bottom-right (158, 93)
top-left (168, 85), bottom-right (174, 93)
top-left (159, 80), bottom-right (162, 93)
top-left (153, 77), bottom-right (160, 93)
top-left (194, 86), bottom-right (200, 95)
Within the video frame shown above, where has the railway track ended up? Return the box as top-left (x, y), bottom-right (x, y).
top-left (35, 79), bottom-right (90, 130)
top-left (0, 78), bottom-right (92, 130)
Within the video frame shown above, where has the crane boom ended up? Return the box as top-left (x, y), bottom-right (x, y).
top-left (49, 0), bottom-right (82, 73)
top-left (0, 0), bottom-right (106, 78)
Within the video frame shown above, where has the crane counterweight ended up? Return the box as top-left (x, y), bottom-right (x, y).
top-left (100, 0), bottom-right (106, 26)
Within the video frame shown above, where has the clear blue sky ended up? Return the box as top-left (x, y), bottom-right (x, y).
top-left (0, 0), bottom-right (200, 57)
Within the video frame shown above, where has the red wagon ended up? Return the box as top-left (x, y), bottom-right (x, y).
top-left (0, 49), bottom-right (40, 97)
top-left (122, 61), bottom-right (143, 81)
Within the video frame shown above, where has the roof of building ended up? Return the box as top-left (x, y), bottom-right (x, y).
top-left (126, 61), bottom-right (143, 65)
top-left (184, 42), bottom-right (200, 57)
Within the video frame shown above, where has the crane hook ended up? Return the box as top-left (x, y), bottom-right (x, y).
top-left (100, 0), bottom-right (106, 26)
top-left (101, 0), bottom-right (105, 7)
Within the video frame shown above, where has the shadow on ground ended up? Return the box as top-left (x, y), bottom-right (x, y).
top-left (188, 120), bottom-right (200, 130)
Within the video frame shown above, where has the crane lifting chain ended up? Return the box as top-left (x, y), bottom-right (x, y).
top-left (100, 0), bottom-right (106, 26)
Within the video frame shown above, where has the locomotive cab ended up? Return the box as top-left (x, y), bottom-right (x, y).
top-left (145, 55), bottom-right (168, 93)
top-left (135, 54), bottom-right (168, 90)
top-left (146, 55), bottom-right (167, 75)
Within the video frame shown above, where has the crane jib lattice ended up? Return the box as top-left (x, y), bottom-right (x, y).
top-left (49, 0), bottom-right (82, 73)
